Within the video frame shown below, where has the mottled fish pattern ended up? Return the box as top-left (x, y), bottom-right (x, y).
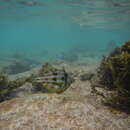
top-left (32, 64), bottom-right (74, 93)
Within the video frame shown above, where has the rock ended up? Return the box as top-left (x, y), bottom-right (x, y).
top-left (9, 82), bottom-right (35, 98)
top-left (80, 73), bottom-right (94, 81)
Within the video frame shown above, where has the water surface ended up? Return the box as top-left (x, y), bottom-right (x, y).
top-left (0, 0), bottom-right (130, 64)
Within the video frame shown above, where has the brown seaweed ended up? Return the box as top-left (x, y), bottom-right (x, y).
top-left (93, 41), bottom-right (130, 112)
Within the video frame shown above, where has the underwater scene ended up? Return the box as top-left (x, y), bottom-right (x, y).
top-left (0, 0), bottom-right (130, 130)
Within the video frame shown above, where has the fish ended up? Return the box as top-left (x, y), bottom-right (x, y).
top-left (32, 64), bottom-right (74, 93)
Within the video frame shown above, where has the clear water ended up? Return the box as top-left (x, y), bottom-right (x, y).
top-left (0, 0), bottom-right (130, 65)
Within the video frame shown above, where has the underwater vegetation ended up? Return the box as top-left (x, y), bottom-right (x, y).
top-left (0, 73), bottom-right (9, 102)
top-left (93, 41), bottom-right (130, 112)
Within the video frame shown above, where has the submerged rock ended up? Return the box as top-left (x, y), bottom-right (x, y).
top-left (80, 72), bottom-right (94, 81)
top-left (9, 82), bottom-right (35, 98)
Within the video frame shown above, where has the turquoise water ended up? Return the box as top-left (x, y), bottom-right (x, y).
top-left (0, 0), bottom-right (130, 64)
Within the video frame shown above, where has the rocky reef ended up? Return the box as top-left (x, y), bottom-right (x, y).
top-left (91, 41), bottom-right (130, 112)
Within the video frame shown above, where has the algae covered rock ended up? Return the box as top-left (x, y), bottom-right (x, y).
top-left (0, 73), bottom-right (9, 102)
top-left (0, 72), bottom-right (27, 102)
top-left (93, 41), bottom-right (130, 111)
top-left (121, 40), bottom-right (130, 53)
top-left (9, 82), bottom-right (35, 98)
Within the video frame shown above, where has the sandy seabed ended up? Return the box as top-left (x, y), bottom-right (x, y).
top-left (0, 63), bottom-right (129, 130)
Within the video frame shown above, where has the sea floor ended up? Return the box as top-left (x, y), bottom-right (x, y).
top-left (0, 50), bottom-right (105, 72)
top-left (0, 63), bottom-right (129, 130)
